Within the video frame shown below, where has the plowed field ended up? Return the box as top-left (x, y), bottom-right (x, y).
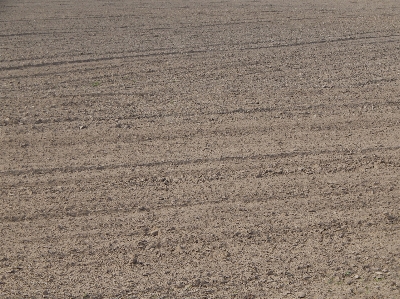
top-left (1, 0), bottom-right (400, 298)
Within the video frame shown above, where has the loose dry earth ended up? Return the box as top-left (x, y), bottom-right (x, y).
top-left (1, 0), bottom-right (400, 298)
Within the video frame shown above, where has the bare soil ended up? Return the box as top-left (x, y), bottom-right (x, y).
top-left (1, 0), bottom-right (400, 298)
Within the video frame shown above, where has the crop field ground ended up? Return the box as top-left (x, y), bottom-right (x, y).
top-left (1, 0), bottom-right (400, 298)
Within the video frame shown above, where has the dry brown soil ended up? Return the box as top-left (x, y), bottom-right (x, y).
top-left (1, 0), bottom-right (400, 298)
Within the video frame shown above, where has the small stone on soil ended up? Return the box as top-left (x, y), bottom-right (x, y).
top-left (191, 279), bottom-right (201, 287)
top-left (297, 291), bottom-right (306, 298)
top-left (130, 255), bottom-right (138, 265)
top-left (175, 281), bottom-right (185, 288)
top-left (266, 270), bottom-right (274, 275)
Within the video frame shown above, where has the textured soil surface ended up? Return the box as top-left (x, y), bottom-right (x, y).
top-left (1, 0), bottom-right (400, 298)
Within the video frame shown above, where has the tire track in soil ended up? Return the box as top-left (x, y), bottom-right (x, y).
top-left (2, 33), bottom-right (400, 72)
top-left (1, 145), bottom-right (400, 177)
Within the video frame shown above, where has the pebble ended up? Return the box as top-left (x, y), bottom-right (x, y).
top-left (176, 245), bottom-right (185, 254)
top-left (354, 275), bottom-right (360, 279)
top-left (146, 241), bottom-right (158, 250)
top-left (297, 291), bottom-right (306, 298)
top-left (283, 291), bottom-right (291, 295)
top-left (130, 255), bottom-right (138, 265)
top-left (137, 240), bottom-right (147, 249)
top-left (175, 281), bottom-right (185, 288)
top-left (191, 279), bottom-right (201, 287)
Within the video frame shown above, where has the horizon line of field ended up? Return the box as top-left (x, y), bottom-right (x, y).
top-left (1, 145), bottom-right (399, 177)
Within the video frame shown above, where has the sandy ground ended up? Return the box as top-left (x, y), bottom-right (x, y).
top-left (1, 0), bottom-right (400, 298)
